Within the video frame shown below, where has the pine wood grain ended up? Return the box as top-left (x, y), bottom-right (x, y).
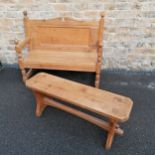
top-left (23, 50), bottom-right (97, 71)
top-left (26, 72), bottom-right (133, 149)
top-left (15, 11), bottom-right (105, 87)
top-left (26, 73), bottom-right (133, 122)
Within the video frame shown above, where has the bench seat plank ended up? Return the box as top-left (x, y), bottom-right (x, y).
top-left (26, 73), bottom-right (133, 122)
top-left (23, 50), bottom-right (97, 72)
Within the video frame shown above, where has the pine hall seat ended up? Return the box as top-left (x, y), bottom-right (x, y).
top-left (15, 11), bottom-right (104, 88)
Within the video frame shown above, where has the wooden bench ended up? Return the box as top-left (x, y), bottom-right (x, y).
top-left (15, 11), bottom-right (104, 88)
top-left (26, 73), bottom-right (133, 150)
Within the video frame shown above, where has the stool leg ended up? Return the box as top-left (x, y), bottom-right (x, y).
top-left (105, 120), bottom-right (117, 150)
top-left (34, 92), bottom-right (47, 117)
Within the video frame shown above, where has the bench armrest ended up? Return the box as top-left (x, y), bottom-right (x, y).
top-left (15, 37), bottom-right (30, 53)
top-left (98, 43), bottom-right (103, 48)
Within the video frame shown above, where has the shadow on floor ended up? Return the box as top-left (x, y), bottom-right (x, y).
top-left (0, 68), bottom-right (155, 155)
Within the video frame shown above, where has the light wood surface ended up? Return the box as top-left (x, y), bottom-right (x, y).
top-left (26, 73), bottom-right (133, 149)
top-left (23, 50), bottom-right (97, 71)
top-left (26, 73), bottom-right (133, 122)
top-left (15, 11), bottom-right (104, 87)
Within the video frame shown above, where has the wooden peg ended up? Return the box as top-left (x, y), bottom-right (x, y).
top-left (100, 12), bottom-right (105, 18)
top-left (23, 11), bottom-right (28, 18)
top-left (14, 39), bottom-right (19, 45)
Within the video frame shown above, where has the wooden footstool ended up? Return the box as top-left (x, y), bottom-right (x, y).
top-left (26, 73), bottom-right (133, 150)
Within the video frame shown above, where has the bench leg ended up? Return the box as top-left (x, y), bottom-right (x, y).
top-left (34, 92), bottom-right (47, 117)
top-left (95, 72), bottom-right (100, 88)
top-left (105, 120), bottom-right (117, 150)
top-left (21, 68), bottom-right (33, 83)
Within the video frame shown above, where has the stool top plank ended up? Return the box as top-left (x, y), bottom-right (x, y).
top-left (26, 73), bottom-right (133, 122)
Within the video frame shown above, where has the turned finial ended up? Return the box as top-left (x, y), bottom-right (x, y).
top-left (14, 39), bottom-right (19, 45)
top-left (23, 11), bottom-right (28, 17)
top-left (100, 12), bottom-right (105, 18)
top-left (61, 17), bottom-right (65, 22)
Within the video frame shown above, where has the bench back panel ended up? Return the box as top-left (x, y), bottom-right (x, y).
top-left (25, 18), bottom-right (99, 52)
